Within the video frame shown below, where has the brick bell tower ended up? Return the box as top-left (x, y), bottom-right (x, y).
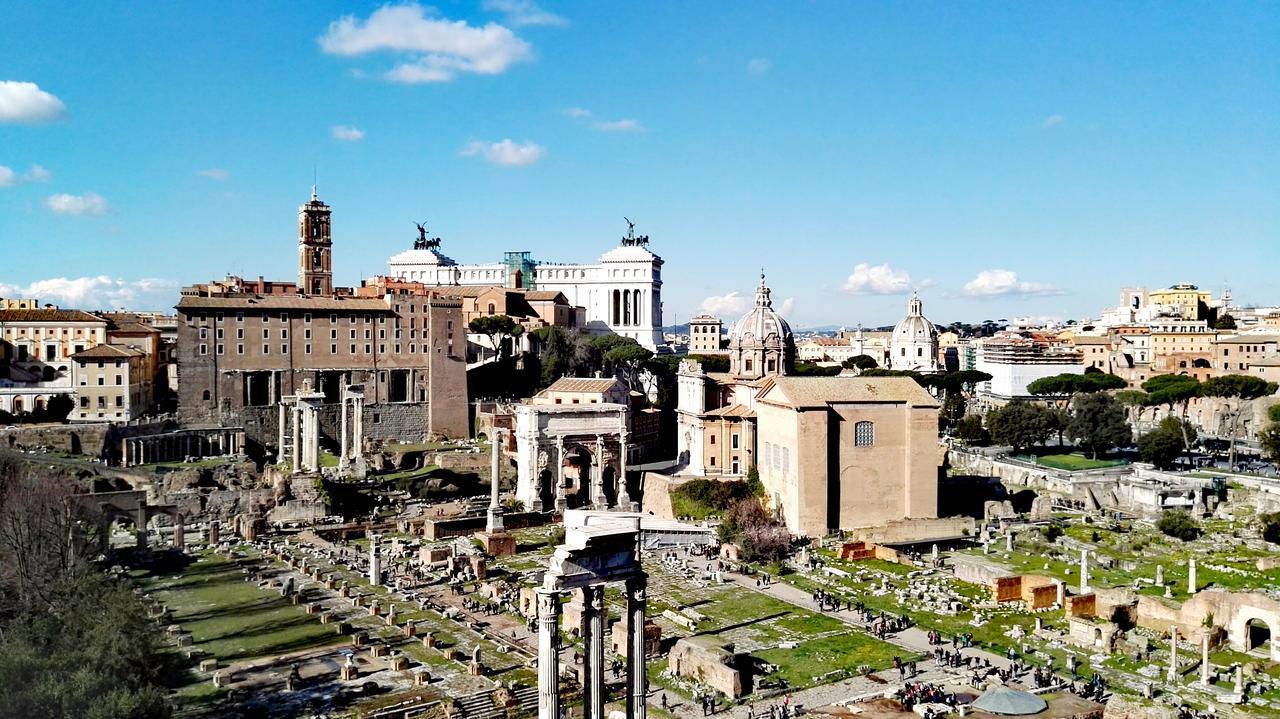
top-left (298, 186), bottom-right (333, 296)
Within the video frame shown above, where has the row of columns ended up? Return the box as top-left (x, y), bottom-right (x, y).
top-left (537, 576), bottom-right (648, 719)
top-left (278, 388), bottom-right (324, 474)
top-left (122, 430), bottom-right (242, 467)
top-left (338, 387), bottom-right (365, 463)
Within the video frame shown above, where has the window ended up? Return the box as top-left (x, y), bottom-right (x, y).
top-left (199, 343), bottom-right (208, 355)
top-left (781, 447), bottom-right (789, 471)
top-left (330, 344), bottom-right (337, 354)
top-left (97, 396), bottom-right (106, 408)
top-left (854, 421), bottom-right (875, 447)
top-left (263, 329), bottom-right (269, 339)
top-left (217, 344), bottom-right (224, 355)
top-left (280, 313), bottom-right (287, 323)
top-left (236, 312), bottom-right (244, 322)
top-left (202, 390), bottom-right (211, 401)
top-left (237, 344), bottom-right (244, 355)
top-left (199, 327), bottom-right (208, 339)
top-left (79, 397), bottom-right (88, 408)
top-left (115, 396), bottom-right (123, 407)
top-left (98, 377), bottom-right (104, 386)
top-left (282, 344), bottom-right (289, 355)
top-left (710, 435), bottom-right (716, 445)
top-left (236, 328), bottom-right (244, 339)
top-left (304, 313), bottom-right (311, 323)
top-left (115, 374), bottom-right (123, 385)
top-left (710, 456), bottom-right (716, 467)
top-left (745, 359), bottom-right (753, 372)
top-left (262, 344), bottom-right (270, 355)
top-left (731, 433), bottom-right (740, 449)
top-left (305, 344), bottom-right (312, 355)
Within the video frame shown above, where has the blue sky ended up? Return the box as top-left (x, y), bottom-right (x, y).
top-left (1, 2), bottom-right (1276, 328)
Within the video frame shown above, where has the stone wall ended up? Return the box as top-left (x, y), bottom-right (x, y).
top-left (640, 472), bottom-right (682, 519)
top-left (667, 637), bottom-right (744, 698)
top-left (0, 422), bottom-right (114, 457)
top-left (952, 556), bottom-right (1013, 586)
top-left (848, 516), bottom-right (974, 544)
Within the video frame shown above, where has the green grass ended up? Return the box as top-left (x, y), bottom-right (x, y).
top-left (382, 441), bottom-right (453, 453)
top-left (139, 551), bottom-right (342, 664)
top-left (1021, 453), bottom-right (1126, 471)
top-left (319, 449), bottom-right (339, 468)
top-left (754, 632), bottom-right (910, 689)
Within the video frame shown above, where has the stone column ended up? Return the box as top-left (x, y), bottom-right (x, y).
top-left (1188, 559), bottom-right (1197, 594)
top-left (626, 575), bottom-right (649, 719)
top-left (555, 438), bottom-right (568, 513)
top-left (369, 536), bottom-right (381, 586)
top-left (173, 514), bottom-right (185, 551)
top-left (1079, 549), bottom-right (1090, 594)
top-left (278, 401), bottom-right (287, 463)
top-left (291, 406), bottom-right (301, 471)
top-left (536, 588), bottom-right (562, 719)
top-left (488, 429), bottom-right (504, 533)
top-left (1167, 625), bottom-right (1178, 683)
top-left (353, 396), bottom-right (363, 457)
top-left (583, 585), bottom-right (606, 719)
top-left (1200, 633), bottom-right (1211, 685)
top-left (617, 423), bottom-right (633, 510)
top-left (340, 395), bottom-right (348, 460)
top-left (1005, 532), bottom-right (1013, 552)
top-left (1156, 564), bottom-right (1164, 586)
top-left (592, 435), bottom-right (607, 509)
top-left (135, 507), bottom-right (148, 551)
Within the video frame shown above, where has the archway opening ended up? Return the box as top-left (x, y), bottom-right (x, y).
top-left (562, 446), bottom-right (593, 508)
top-left (1247, 618), bottom-right (1272, 654)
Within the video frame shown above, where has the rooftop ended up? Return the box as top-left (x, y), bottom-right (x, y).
top-left (0, 309), bottom-right (106, 324)
top-left (759, 375), bottom-right (940, 408)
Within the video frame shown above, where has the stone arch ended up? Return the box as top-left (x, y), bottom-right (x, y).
top-left (1246, 618), bottom-right (1272, 654)
top-left (12, 397), bottom-right (23, 414)
top-left (1231, 606), bottom-right (1280, 661)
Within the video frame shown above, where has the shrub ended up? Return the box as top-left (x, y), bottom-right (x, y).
top-left (1259, 512), bottom-right (1280, 545)
top-left (1041, 525), bottom-right (1064, 542)
top-left (1156, 510), bottom-right (1200, 541)
top-left (670, 479), bottom-right (754, 519)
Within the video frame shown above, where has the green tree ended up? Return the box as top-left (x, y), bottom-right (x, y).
top-left (1200, 374), bottom-right (1277, 466)
top-left (1213, 314), bottom-right (1237, 330)
top-left (688, 354), bottom-right (730, 372)
top-left (842, 354), bottom-right (878, 370)
top-left (793, 362), bottom-right (841, 377)
top-left (1156, 509), bottom-right (1200, 541)
top-left (986, 401), bottom-right (1054, 452)
top-left (599, 337), bottom-right (653, 391)
top-left (953, 415), bottom-right (991, 446)
top-left (1115, 389), bottom-right (1152, 427)
top-left (1260, 423), bottom-right (1280, 463)
top-left (1067, 392), bottom-right (1132, 458)
top-left (1142, 374), bottom-right (1202, 456)
top-left (468, 315), bottom-right (524, 363)
top-left (1138, 417), bottom-right (1198, 470)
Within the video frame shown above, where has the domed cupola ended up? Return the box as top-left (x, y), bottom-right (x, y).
top-left (889, 292), bottom-right (939, 372)
top-left (729, 272), bottom-right (794, 380)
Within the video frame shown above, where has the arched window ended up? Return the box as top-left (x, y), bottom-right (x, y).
top-left (202, 390), bottom-right (211, 401)
top-left (487, 303), bottom-right (496, 316)
top-left (854, 421), bottom-right (875, 447)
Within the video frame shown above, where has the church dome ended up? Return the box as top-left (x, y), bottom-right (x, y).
top-left (731, 273), bottom-right (793, 349)
top-left (891, 293), bottom-right (938, 345)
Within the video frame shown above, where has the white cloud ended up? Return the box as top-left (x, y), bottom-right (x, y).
top-left (23, 164), bottom-right (50, 182)
top-left (197, 168), bottom-right (229, 180)
top-left (1041, 114), bottom-right (1064, 128)
top-left (778, 297), bottom-right (795, 318)
top-left (0, 81), bottom-right (66, 124)
top-left (460, 139), bottom-right (545, 166)
top-left (318, 3), bottom-right (531, 83)
top-left (699, 291), bottom-right (749, 318)
top-left (593, 118), bottom-right (643, 133)
top-left (962, 269), bottom-right (1063, 297)
top-left (44, 192), bottom-right (109, 216)
top-left (562, 107), bottom-right (592, 118)
top-left (0, 276), bottom-right (179, 311)
top-left (747, 57), bottom-right (772, 74)
top-left (482, 0), bottom-right (567, 27)
top-left (841, 263), bottom-right (917, 295)
top-left (331, 124), bottom-right (366, 141)
top-left (0, 164), bottom-right (52, 187)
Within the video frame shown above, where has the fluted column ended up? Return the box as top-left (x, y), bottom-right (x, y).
top-left (626, 575), bottom-right (649, 719)
top-left (340, 395), bottom-right (348, 460)
top-left (592, 434), bottom-right (607, 509)
top-left (583, 585), bottom-right (606, 719)
top-left (536, 588), bottom-right (562, 719)
top-left (291, 406), bottom-right (301, 471)
top-left (617, 423), bottom-right (632, 509)
top-left (555, 437), bottom-right (567, 512)
top-left (278, 402), bottom-right (287, 463)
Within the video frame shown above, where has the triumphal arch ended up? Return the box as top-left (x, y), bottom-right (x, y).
top-left (514, 403), bottom-right (633, 513)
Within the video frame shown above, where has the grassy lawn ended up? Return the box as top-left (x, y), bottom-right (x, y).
top-left (382, 441), bottom-right (453, 453)
top-left (755, 632), bottom-right (908, 689)
top-left (1022, 454), bottom-right (1126, 471)
top-left (139, 551), bottom-right (343, 664)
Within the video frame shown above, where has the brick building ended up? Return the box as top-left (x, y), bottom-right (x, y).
top-left (174, 190), bottom-right (469, 456)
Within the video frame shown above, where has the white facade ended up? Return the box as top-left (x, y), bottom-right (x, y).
top-left (974, 342), bottom-right (1084, 402)
top-left (388, 236), bottom-right (665, 351)
top-left (0, 309), bottom-right (108, 416)
top-left (889, 294), bottom-right (939, 372)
